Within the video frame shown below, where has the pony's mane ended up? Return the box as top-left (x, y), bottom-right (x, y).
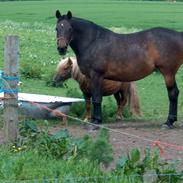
top-left (70, 57), bottom-right (88, 84)
top-left (58, 57), bottom-right (89, 85)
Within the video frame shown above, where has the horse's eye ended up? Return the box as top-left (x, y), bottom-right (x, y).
top-left (55, 27), bottom-right (58, 31)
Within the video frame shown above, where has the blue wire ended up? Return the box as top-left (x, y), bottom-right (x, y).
top-left (0, 89), bottom-right (18, 94)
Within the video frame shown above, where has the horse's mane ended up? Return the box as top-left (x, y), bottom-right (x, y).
top-left (71, 17), bottom-right (112, 35)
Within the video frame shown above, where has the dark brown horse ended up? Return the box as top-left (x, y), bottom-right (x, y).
top-left (54, 57), bottom-right (141, 121)
top-left (55, 10), bottom-right (183, 129)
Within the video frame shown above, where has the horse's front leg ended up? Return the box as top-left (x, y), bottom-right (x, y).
top-left (163, 76), bottom-right (179, 128)
top-left (90, 72), bottom-right (103, 129)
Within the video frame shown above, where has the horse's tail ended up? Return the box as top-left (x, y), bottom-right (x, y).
top-left (128, 82), bottom-right (142, 116)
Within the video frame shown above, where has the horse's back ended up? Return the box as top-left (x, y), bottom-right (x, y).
top-left (86, 27), bottom-right (183, 82)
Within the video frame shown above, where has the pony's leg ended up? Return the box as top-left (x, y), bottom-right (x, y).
top-left (128, 82), bottom-right (142, 116)
top-left (90, 72), bottom-right (103, 128)
top-left (164, 76), bottom-right (179, 128)
top-left (83, 94), bottom-right (91, 122)
top-left (114, 91), bottom-right (126, 120)
top-left (114, 92), bottom-right (122, 120)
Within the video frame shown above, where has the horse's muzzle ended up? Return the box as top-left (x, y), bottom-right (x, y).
top-left (53, 75), bottom-right (63, 87)
top-left (57, 47), bottom-right (67, 55)
top-left (52, 80), bottom-right (63, 87)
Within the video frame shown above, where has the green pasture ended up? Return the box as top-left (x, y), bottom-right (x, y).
top-left (1, 0), bottom-right (183, 122)
top-left (1, 0), bottom-right (183, 29)
top-left (0, 1), bottom-right (183, 181)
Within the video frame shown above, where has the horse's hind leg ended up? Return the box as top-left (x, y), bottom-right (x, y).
top-left (114, 92), bottom-right (122, 120)
top-left (164, 75), bottom-right (179, 128)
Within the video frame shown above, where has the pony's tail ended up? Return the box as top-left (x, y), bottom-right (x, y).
top-left (128, 82), bottom-right (142, 116)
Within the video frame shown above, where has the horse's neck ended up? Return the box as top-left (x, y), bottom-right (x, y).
top-left (70, 18), bottom-right (100, 55)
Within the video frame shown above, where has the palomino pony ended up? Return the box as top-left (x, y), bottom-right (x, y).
top-left (54, 57), bottom-right (141, 121)
top-left (55, 10), bottom-right (183, 129)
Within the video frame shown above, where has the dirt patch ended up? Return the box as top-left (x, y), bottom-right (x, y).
top-left (50, 120), bottom-right (183, 169)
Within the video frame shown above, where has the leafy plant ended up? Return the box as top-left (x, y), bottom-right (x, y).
top-left (16, 121), bottom-right (114, 168)
top-left (114, 147), bottom-right (183, 183)
top-left (17, 121), bottom-right (77, 159)
top-left (76, 128), bottom-right (113, 167)
top-left (89, 128), bottom-right (114, 167)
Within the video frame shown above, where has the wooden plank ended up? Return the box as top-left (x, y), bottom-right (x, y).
top-left (3, 36), bottom-right (19, 143)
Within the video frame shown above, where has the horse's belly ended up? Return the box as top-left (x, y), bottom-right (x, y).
top-left (80, 78), bottom-right (130, 96)
top-left (101, 80), bottom-right (127, 96)
top-left (106, 70), bottom-right (153, 82)
top-left (105, 61), bottom-right (155, 82)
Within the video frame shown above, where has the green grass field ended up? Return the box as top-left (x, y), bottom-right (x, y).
top-left (1, 0), bottom-right (183, 121)
top-left (1, 1), bottom-right (183, 181)
top-left (1, 0), bottom-right (183, 29)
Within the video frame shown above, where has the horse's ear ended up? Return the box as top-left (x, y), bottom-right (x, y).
top-left (67, 11), bottom-right (72, 19)
top-left (68, 57), bottom-right (73, 66)
top-left (56, 10), bottom-right (61, 19)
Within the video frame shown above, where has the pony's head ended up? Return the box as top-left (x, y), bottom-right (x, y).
top-left (53, 57), bottom-right (73, 85)
top-left (55, 10), bottom-right (73, 55)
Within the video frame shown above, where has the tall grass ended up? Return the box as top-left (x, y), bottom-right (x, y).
top-left (0, 148), bottom-right (104, 182)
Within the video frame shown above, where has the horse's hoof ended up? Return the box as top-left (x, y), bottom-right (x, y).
top-left (83, 118), bottom-right (89, 122)
top-left (83, 118), bottom-right (101, 131)
top-left (84, 124), bottom-right (100, 131)
top-left (161, 123), bottom-right (175, 129)
top-left (116, 115), bottom-right (123, 120)
top-left (90, 124), bottom-right (100, 131)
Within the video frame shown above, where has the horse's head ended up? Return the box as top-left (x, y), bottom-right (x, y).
top-left (55, 10), bottom-right (73, 55)
top-left (53, 57), bottom-right (73, 85)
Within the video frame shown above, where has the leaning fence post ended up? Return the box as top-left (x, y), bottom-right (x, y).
top-left (3, 36), bottom-right (19, 143)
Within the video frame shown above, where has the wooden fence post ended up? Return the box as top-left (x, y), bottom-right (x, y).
top-left (3, 36), bottom-right (19, 143)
